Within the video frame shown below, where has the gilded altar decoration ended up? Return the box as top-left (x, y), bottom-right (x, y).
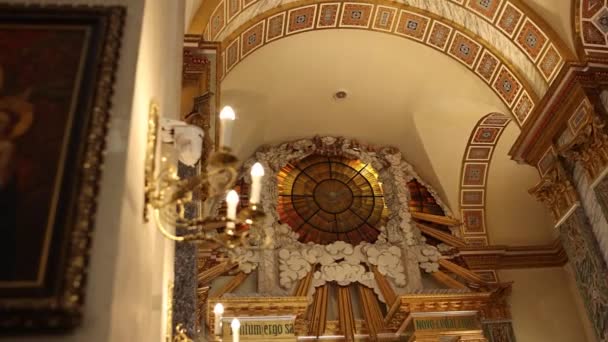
top-left (206, 297), bottom-right (309, 337)
top-left (0, 5), bottom-right (125, 332)
top-left (226, 137), bottom-right (457, 297)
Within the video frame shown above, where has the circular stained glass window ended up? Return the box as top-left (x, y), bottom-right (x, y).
top-left (277, 155), bottom-right (388, 245)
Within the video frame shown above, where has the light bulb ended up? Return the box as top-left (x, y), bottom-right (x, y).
top-left (250, 162), bottom-right (265, 177)
top-left (213, 303), bottom-right (224, 336)
top-left (231, 318), bottom-right (241, 342)
top-left (219, 106), bottom-right (236, 120)
top-left (249, 162), bottom-right (265, 205)
top-left (219, 106), bottom-right (236, 148)
top-left (226, 190), bottom-right (239, 227)
top-left (226, 190), bottom-right (239, 206)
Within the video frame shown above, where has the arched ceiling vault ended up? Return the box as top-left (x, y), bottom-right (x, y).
top-left (191, 0), bottom-right (575, 67)
top-left (195, 0), bottom-right (574, 125)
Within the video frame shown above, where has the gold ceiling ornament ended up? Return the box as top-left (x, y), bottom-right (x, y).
top-left (277, 155), bottom-right (387, 245)
top-left (144, 103), bottom-right (270, 249)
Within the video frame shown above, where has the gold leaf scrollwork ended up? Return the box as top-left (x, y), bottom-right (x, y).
top-left (173, 324), bottom-right (193, 342)
top-left (560, 114), bottom-right (608, 181)
top-left (529, 160), bottom-right (578, 222)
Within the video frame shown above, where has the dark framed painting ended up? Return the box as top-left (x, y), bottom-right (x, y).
top-left (0, 4), bottom-right (124, 332)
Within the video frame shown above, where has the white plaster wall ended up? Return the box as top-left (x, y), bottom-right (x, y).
top-left (185, 0), bottom-right (203, 32)
top-left (0, 0), bottom-right (184, 341)
top-left (499, 267), bottom-right (594, 342)
top-left (486, 124), bottom-right (556, 245)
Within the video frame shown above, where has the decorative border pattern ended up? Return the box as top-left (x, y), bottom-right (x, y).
top-left (568, 98), bottom-right (592, 134)
top-left (217, 1), bottom-right (538, 123)
top-left (459, 113), bottom-right (512, 245)
top-left (206, 0), bottom-right (569, 86)
top-left (577, 0), bottom-right (608, 59)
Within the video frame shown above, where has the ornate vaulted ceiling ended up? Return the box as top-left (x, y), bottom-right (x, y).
top-left (183, 0), bottom-right (562, 247)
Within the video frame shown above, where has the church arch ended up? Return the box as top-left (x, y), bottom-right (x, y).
top-left (215, 0), bottom-right (548, 125)
top-left (198, 0), bottom-right (574, 90)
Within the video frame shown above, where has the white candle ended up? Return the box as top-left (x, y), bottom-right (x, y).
top-left (226, 190), bottom-right (239, 230)
top-left (213, 303), bottom-right (224, 336)
top-left (219, 106), bottom-right (236, 148)
top-left (231, 318), bottom-right (240, 342)
top-left (249, 162), bottom-right (265, 205)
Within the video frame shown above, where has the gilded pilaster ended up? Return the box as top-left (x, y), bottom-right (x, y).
top-left (529, 161), bottom-right (579, 223)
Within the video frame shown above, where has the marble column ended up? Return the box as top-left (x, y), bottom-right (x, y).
top-left (172, 163), bottom-right (200, 337)
top-left (570, 162), bottom-right (608, 266)
top-left (594, 174), bottom-right (608, 229)
top-left (558, 207), bottom-right (608, 341)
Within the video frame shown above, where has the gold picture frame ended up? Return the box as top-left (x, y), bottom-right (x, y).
top-left (0, 4), bottom-right (125, 332)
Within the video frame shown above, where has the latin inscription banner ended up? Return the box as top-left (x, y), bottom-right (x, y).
top-left (222, 318), bottom-right (296, 340)
top-left (413, 316), bottom-right (480, 332)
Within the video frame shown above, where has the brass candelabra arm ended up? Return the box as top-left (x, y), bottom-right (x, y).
top-left (145, 146), bottom-right (269, 249)
top-left (172, 324), bottom-right (193, 342)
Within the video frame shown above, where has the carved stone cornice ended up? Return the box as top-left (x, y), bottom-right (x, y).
top-left (529, 161), bottom-right (579, 223)
top-left (510, 63), bottom-right (608, 165)
top-left (559, 115), bottom-right (608, 181)
top-left (458, 238), bottom-right (567, 270)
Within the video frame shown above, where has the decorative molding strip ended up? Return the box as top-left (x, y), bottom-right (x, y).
top-left (458, 238), bottom-right (568, 269)
top-left (459, 113), bottom-right (512, 246)
top-left (217, 0), bottom-right (541, 122)
top-left (509, 63), bottom-right (608, 166)
top-left (203, 0), bottom-right (571, 88)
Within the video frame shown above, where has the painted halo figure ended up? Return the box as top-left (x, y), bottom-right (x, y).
top-left (0, 66), bottom-right (34, 280)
